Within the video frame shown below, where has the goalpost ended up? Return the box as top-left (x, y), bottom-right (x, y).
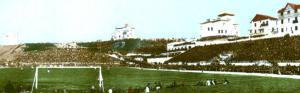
top-left (30, 66), bottom-right (104, 93)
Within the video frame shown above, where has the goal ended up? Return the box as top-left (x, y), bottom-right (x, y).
top-left (30, 66), bottom-right (104, 93)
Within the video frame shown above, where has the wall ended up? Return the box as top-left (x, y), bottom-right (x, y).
top-left (147, 57), bottom-right (172, 64)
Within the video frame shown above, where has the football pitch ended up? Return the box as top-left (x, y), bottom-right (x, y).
top-left (0, 67), bottom-right (300, 93)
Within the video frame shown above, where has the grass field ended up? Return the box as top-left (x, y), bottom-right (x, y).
top-left (0, 67), bottom-right (300, 93)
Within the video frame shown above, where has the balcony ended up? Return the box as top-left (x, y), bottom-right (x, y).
top-left (278, 13), bottom-right (300, 19)
top-left (293, 20), bottom-right (298, 24)
top-left (271, 30), bottom-right (279, 34)
top-left (260, 23), bottom-right (268, 27)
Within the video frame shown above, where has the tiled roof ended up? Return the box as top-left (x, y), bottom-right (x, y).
top-left (218, 13), bottom-right (234, 17)
top-left (201, 19), bottom-right (228, 24)
top-left (278, 3), bottom-right (300, 13)
top-left (251, 14), bottom-right (277, 22)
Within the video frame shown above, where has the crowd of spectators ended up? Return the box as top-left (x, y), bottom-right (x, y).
top-left (15, 48), bottom-right (113, 64)
top-left (162, 64), bottom-right (300, 75)
top-left (125, 62), bottom-right (300, 75)
top-left (169, 36), bottom-right (300, 62)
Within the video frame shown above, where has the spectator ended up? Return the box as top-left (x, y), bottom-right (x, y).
top-left (211, 79), bottom-right (216, 85)
top-left (90, 85), bottom-right (95, 93)
top-left (223, 78), bottom-right (229, 85)
top-left (145, 86), bottom-right (150, 93)
top-left (156, 84), bottom-right (161, 93)
top-left (206, 79), bottom-right (211, 86)
top-left (108, 88), bottom-right (113, 93)
top-left (128, 87), bottom-right (133, 93)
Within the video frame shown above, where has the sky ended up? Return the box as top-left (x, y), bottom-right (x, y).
top-left (0, 0), bottom-right (300, 44)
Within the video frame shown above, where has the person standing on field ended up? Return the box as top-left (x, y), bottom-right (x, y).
top-left (145, 86), bottom-right (150, 93)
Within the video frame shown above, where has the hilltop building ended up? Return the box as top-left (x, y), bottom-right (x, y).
top-left (249, 14), bottom-right (278, 37)
top-left (112, 24), bottom-right (137, 40)
top-left (55, 42), bottom-right (78, 48)
top-left (166, 3), bottom-right (300, 62)
top-left (200, 12), bottom-right (240, 38)
top-left (277, 3), bottom-right (300, 36)
top-left (249, 3), bottom-right (300, 37)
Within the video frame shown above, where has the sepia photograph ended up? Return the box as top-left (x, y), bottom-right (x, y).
top-left (0, 0), bottom-right (300, 93)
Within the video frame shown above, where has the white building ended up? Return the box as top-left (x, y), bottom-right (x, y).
top-left (249, 3), bottom-right (300, 38)
top-left (55, 42), bottom-right (78, 48)
top-left (276, 3), bottom-right (300, 36)
top-left (200, 12), bottom-right (240, 37)
top-left (249, 14), bottom-right (278, 37)
top-left (112, 24), bottom-right (137, 40)
top-left (147, 57), bottom-right (172, 64)
top-left (167, 41), bottom-right (196, 51)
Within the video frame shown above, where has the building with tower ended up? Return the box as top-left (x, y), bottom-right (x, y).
top-left (200, 12), bottom-right (240, 38)
top-left (112, 24), bottom-right (137, 40)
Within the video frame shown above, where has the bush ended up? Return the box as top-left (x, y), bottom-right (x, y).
top-left (24, 43), bottom-right (55, 52)
top-left (136, 45), bottom-right (166, 55)
top-left (77, 41), bottom-right (113, 53)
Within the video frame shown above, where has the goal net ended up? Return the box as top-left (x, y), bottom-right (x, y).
top-left (30, 66), bottom-right (104, 93)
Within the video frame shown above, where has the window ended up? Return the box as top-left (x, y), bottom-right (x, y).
top-left (288, 18), bottom-right (290, 23)
top-left (296, 9), bottom-right (298, 13)
top-left (296, 26), bottom-right (298, 31)
top-left (225, 30), bottom-right (227, 33)
top-left (208, 27), bottom-right (210, 31)
top-left (259, 29), bottom-right (264, 33)
top-left (287, 10), bottom-right (290, 14)
top-left (211, 27), bottom-right (213, 31)
top-left (294, 17), bottom-right (298, 23)
top-left (254, 23), bottom-right (257, 27)
top-left (280, 12), bottom-right (283, 16)
top-left (281, 19), bottom-right (284, 24)
top-left (281, 28), bottom-right (284, 32)
top-left (255, 30), bottom-right (257, 33)
top-left (250, 30), bottom-right (252, 33)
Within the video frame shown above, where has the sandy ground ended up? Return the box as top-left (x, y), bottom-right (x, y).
top-left (0, 45), bottom-right (23, 61)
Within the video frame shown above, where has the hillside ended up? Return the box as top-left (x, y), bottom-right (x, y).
top-left (13, 39), bottom-right (171, 63)
top-left (0, 45), bottom-right (23, 62)
top-left (23, 43), bottom-right (56, 52)
top-left (78, 39), bottom-right (170, 54)
top-left (112, 39), bottom-right (170, 54)
top-left (15, 48), bottom-right (113, 63)
top-left (168, 36), bottom-right (300, 62)
top-left (77, 40), bottom-right (113, 53)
